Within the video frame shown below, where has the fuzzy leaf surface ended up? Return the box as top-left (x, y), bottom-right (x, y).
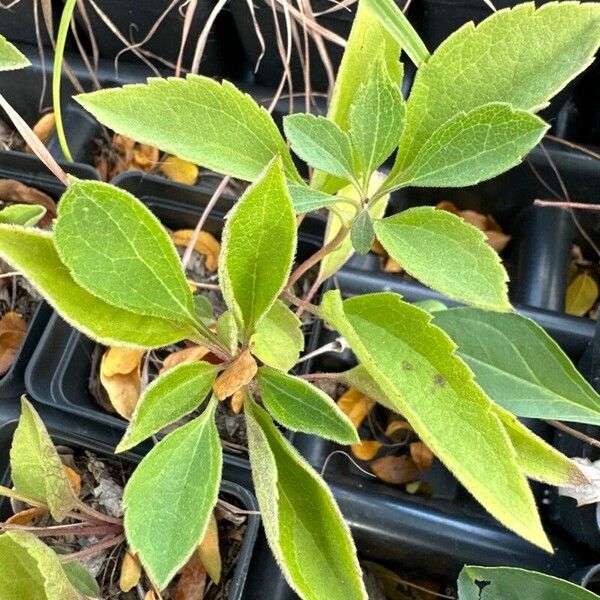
top-left (0, 531), bottom-right (78, 599)
top-left (348, 59), bottom-right (405, 177)
top-left (245, 400), bottom-right (366, 600)
top-left (219, 158), bottom-right (296, 337)
top-left (458, 566), bottom-right (600, 600)
top-left (250, 300), bottom-right (303, 372)
top-left (395, 2), bottom-right (600, 172)
top-left (55, 180), bottom-right (196, 326)
top-left (319, 172), bottom-right (388, 280)
top-left (75, 76), bottom-right (300, 182)
top-left (320, 290), bottom-right (549, 550)
top-left (117, 361), bottom-right (219, 452)
top-left (123, 398), bottom-right (222, 589)
top-left (493, 405), bottom-right (584, 487)
top-left (284, 114), bottom-right (356, 181)
top-left (0, 204), bottom-right (46, 226)
top-left (434, 308), bottom-right (600, 424)
top-left (350, 208), bottom-right (376, 255)
top-left (11, 398), bottom-right (76, 521)
top-left (257, 367), bottom-right (358, 444)
top-left (0, 35), bottom-right (30, 71)
top-left (375, 207), bottom-right (510, 310)
top-left (0, 226), bottom-right (193, 347)
top-left (390, 104), bottom-right (546, 189)
top-left (63, 561), bottom-right (101, 598)
top-left (287, 185), bottom-right (339, 214)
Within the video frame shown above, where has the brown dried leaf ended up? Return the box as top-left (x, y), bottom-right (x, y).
top-left (28, 113), bottom-right (55, 149)
top-left (174, 553), bottom-right (207, 600)
top-left (171, 229), bottom-right (221, 272)
top-left (100, 349), bottom-right (141, 420)
top-left (213, 349), bottom-right (257, 400)
top-left (0, 311), bottom-right (26, 375)
top-left (131, 144), bottom-right (159, 171)
top-left (119, 550), bottom-right (142, 593)
top-left (383, 257), bottom-right (403, 273)
top-left (351, 440), bottom-right (381, 461)
top-left (113, 134), bottom-right (135, 155)
top-left (230, 388), bottom-right (245, 414)
top-left (409, 442), bottom-right (434, 472)
top-left (197, 512), bottom-right (221, 584)
top-left (435, 200), bottom-right (459, 214)
top-left (384, 419), bottom-right (412, 442)
top-left (6, 506), bottom-right (46, 525)
top-left (160, 156), bottom-right (199, 186)
top-left (370, 455), bottom-right (419, 485)
top-left (0, 179), bottom-right (57, 226)
top-left (485, 230), bottom-right (511, 253)
top-left (371, 239), bottom-right (386, 256)
top-left (566, 271), bottom-right (599, 317)
top-left (161, 345), bottom-right (210, 374)
top-left (102, 347), bottom-right (144, 377)
top-left (63, 465), bottom-right (81, 496)
top-left (457, 209), bottom-right (488, 231)
top-left (336, 388), bottom-right (376, 428)
top-left (144, 592), bottom-right (158, 600)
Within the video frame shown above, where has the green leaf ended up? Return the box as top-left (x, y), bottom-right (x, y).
top-left (348, 58), bottom-right (405, 178)
top-left (314, 3), bottom-right (402, 193)
top-left (0, 532), bottom-right (78, 599)
top-left (320, 290), bottom-right (549, 551)
top-left (0, 204), bottom-right (46, 226)
top-left (75, 75), bottom-right (301, 183)
top-left (433, 308), bottom-right (600, 425)
top-left (288, 184), bottom-right (340, 214)
top-left (327, 4), bottom-right (402, 133)
top-left (389, 103), bottom-right (547, 189)
top-left (0, 35), bottom-right (30, 71)
top-left (219, 157), bottom-right (296, 337)
top-left (350, 208), bottom-right (375, 255)
top-left (250, 300), bottom-right (303, 372)
top-left (63, 561), bottom-right (101, 598)
top-left (395, 2), bottom-right (600, 172)
top-left (0, 226), bottom-right (194, 347)
top-left (256, 367), bottom-right (358, 444)
top-left (493, 404), bottom-right (585, 487)
top-left (123, 397), bottom-right (222, 589)
top-left (245, 399), bottom-right (366, 600)
top-left (319, 172), bottom-right (388, 281)
top-left (284, 114), bottom-right (356, 181)
top-left (194, 295), bottom-right (214, 325)
top-left (361, 0), bottom-right (429, 67)
top-left (374, 207), bottom-right (510, 310)
top-left (216, 310), bottom-right (239, 355)
top-left (11, 398), bottom-right (76, 522)
top-left (55, 180), bottom-right (196, 327)
top-left (458, 566), bottom-right (600, 600)
top-left (413, 299), bottom-right (448, 313)
top-left (116, 361), bottom-right (219, 452)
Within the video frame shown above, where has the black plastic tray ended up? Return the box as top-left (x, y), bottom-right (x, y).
top-left (25, 171), bottom-right (326, 438)
top-left (70, 0), bottom-right (244, 79)
top-left (0, 400), bottom-right (259, 600)
top-left (0, 0), bottom-right (56, 48)
top-left (0, 152), bottom-right (97, 400)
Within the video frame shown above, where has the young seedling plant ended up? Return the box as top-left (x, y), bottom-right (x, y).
top-left (2, 1), bottom-right (600, 597)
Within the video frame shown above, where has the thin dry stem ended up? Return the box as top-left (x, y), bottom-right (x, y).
top-left (547, 420), bottom-right (600, 449)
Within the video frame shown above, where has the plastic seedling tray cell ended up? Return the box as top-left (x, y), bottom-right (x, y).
top-left (0, 0), bottom-right (56, 48)
top-left (25, 172), bottom-right (326, 449)
top-left (0, 152), bottom-right (97, 400)
top-left (0, 405), bottom-right (260, 600)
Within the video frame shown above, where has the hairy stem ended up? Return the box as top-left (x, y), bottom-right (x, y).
top-left (287, 225), bottom-right (348, 288)
top-left (59, 533), bottom-right (125, 563)
top-left (0, 521), bottom-right (122, 538)
top-left (53, 0), bottom-right (77, 161)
